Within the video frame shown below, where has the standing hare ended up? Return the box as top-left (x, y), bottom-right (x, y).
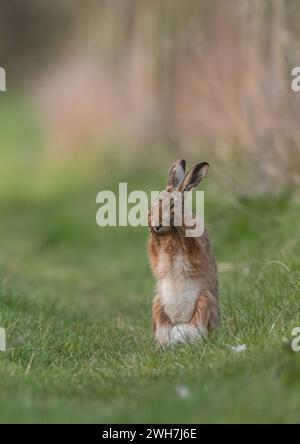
top-left (148, 159), bottom-right (219, 346)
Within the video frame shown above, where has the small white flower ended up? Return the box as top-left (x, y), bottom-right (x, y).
top-left (176, 385), bottom-right (191, 399)
top-left (230, 344), bottom-right (247, 353)
top-left (281, 336), bottom-right (289, 345)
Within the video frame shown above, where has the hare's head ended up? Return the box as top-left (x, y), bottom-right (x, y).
top-left (149, 159), bottom-right (209, 235)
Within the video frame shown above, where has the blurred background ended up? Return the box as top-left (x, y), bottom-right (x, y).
top-left (1, 0), bottom-right (300, 195)
top-left (1, 0), bottom-right (300, 423)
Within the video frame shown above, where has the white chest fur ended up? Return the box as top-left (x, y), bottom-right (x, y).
top-left (158, 253), bottom-right (200, 323)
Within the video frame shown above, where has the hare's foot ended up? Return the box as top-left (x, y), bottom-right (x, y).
top-left (155, 325), bottom-right (172, 346)
top-left (170, 323), bottom-right (207, 344)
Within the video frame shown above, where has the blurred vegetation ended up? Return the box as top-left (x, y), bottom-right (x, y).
top-left (1, 0), bottom-right (300, 193)
top-left (0, 90), bottom-right (300, 423)
top-left (0, 1), bottom-right (300, 423)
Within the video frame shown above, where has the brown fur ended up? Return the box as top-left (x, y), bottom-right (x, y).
top-left (148, 160), bottom-right (220, 345)
top-left (152, 296), bottom-right (172, 332)
top-left (190, 290), bottom-right (220, 331)
top-left (149, 229), bottom-right (219, 328)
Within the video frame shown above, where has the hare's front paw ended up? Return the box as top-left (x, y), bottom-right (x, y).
top-left (170, 323), bottom-right (206, 344)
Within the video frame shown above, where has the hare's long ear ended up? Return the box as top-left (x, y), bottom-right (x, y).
top-left (167, 159), bottom-right (186, 190)
top-left (178, 162), bottom-right (209, 192)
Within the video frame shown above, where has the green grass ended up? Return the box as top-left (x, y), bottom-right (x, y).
top-left (0, 97), bottom-right (300, 423)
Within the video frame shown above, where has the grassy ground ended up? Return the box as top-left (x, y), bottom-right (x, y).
top-left (0, 97), bottom-right (300, 423)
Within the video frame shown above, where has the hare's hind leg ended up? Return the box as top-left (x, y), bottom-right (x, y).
top-left (152, 296), bottom-right (173, 346)
top-left (153, 298), bottom-right (202, 345)
top-left (169, 323), bottom-right (203, 344)
top-left (191, 290), bottom-right (219, 333)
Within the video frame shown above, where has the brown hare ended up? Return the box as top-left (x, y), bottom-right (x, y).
top-left (148, 159), bottom-right (219, 346)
